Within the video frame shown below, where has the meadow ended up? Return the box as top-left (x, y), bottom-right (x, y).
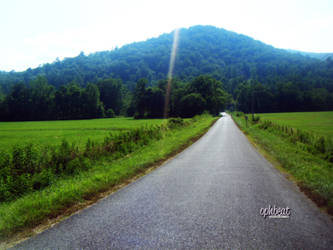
top-left (259, 111), bottom-right (333, 137)
top-left (0, 118), bottom-right (165, 152)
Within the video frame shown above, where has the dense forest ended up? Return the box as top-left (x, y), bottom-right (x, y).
top-left (0, 25), bottom-right (332, 120)
top-left (0, 75), bottom-right (229, 120)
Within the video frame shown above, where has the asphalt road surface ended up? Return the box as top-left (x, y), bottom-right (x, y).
top-left (14, 114), bottom-right (333, 249)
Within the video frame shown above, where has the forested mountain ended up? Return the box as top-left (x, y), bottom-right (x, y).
top-left (0, 25), bottom-right (333, 120)
top-left (287, 50), bottom-right (333, 61)
top-left (1, 25), bottom-right (333, 91)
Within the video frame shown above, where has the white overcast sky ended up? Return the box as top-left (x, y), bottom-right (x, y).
top-left (1, 0), bottom-right (333, 72)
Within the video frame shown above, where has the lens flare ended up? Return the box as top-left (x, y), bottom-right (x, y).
top-left (164, 28), bottom-right (180, 118)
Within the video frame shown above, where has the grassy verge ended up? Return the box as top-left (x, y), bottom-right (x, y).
top-left (231, 112), bottom-right (333, 216)
top-left (0, 115), bottom-right (217, 241)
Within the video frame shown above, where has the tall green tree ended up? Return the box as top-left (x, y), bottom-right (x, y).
top-left (29, 76), bottom-right (55, 120)
top-left (82, 83), bottom-right (104, 118)
top-left (133, 78), bottom-right (148, 118)
top-left (4, 83), bottom-right (31, 121)
top-left (54, 82), bottom-right (83, 119)
top-left (145, 87), bottom-right (164, 118)
top-left (188, 75), bottom-right (228, 115)
top-left (180, 93), bottom-right (206, 118)
top-left (97, 78), bottom-right (123, 115)
top-left (277, 82), bottom-right (303, 112)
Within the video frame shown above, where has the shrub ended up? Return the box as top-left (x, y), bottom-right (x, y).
top-left (167, 117), bottom-right (185, 129)
top-left (258, 120), bottom-right (272, 130)
top-left (235, 111), bottom-right (244, 117)
top-left (296, 130), bottom-right (311, 145)
top-left (32, 168), bottom-right (55, 190)
top-left (315, 136), bottom-right (326, 154)
top-left (106, 108), bottom-right (116, 118)
top-left (134, 112), bottom-right (142, 119)
top-left (251, 115), bottom-right (260, 123)
top-left (65, 158), bottom-right (89, 175)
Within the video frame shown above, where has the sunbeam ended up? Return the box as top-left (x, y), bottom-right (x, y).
top-left (164, 28), bottom-right (180, 118)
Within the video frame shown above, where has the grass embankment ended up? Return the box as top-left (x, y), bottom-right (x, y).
top-left (231, 112), bottom-right (333, 215)
top-left (0, 115), bottom-right (217, 240)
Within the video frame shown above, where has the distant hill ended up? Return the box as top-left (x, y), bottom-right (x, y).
top-left (286, 49), bottom-right (333, 60)
top-left (0, 25), bottom-right (332, 94)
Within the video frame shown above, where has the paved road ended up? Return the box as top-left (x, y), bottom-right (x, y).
top-left (14, 114), bottom-right (333, 249)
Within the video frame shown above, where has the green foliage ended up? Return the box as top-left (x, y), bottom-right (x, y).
top-left (235, 111), bottom-right (244, 117)
top-left (82, 83), bottom-right (105, 118)
top-left (251, 115), bottom-right (260, 123)
top-left (180, 93), bottom-right (206, 118)
top-left (188, 75), bottom-right (228, 115)
top-left (133, 78), bottom-right (148, 118)
top-left (105, 108), bottom-right (116, 118)
top-left (167, 117), bottom-right (185, 129)
top-left (97, 78), bottom-right (123, 115)
top-left (0, 78), bottom-right (122, 121)
top-left (132, 75), bottom-right (228, 118)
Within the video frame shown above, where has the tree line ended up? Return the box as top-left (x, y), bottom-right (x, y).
top-left (0, 76), bottom-right (123, 121)
top-left (234, 80), bottom-right (333, 113)
top-left (1, 72), bottom-right (333, 121)
top-left (130, 75), bottom-right (230, 118)
top-left (0, 75), bottom-right (230, 121)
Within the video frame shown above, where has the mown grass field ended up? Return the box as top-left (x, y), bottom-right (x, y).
top-left (0, 118), bottom-right (165, 152)
top-left (259, 111), bottom-right (333, 137)
top-left (231, 111), bottom-right (333, 216)
top-left (0, 115), bottom-right (217, 242)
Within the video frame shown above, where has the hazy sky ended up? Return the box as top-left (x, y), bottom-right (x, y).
top-left (1, 0), bottom-right (333, 71)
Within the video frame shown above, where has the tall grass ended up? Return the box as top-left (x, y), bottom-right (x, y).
top-left (258, 119), bottom-right (333, 163)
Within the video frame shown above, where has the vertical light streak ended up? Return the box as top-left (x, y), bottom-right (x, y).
top-left (164, 28), bottom-right (180, 118)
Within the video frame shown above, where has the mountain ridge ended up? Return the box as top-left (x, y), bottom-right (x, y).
top-left (0, 25), bottom-right (332, 93)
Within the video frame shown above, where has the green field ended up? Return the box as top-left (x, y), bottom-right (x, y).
top-left (0, 118), bottom-right (165, 152)
top-left (259, 111), bottom-right (333, 137)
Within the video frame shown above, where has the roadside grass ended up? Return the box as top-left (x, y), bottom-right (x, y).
top-left (0, 115), bottom-right (217, 240)
top-left (231, 112), bottom-right (333, 215)
top-left (0, 117), bottom-right (166, 152)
